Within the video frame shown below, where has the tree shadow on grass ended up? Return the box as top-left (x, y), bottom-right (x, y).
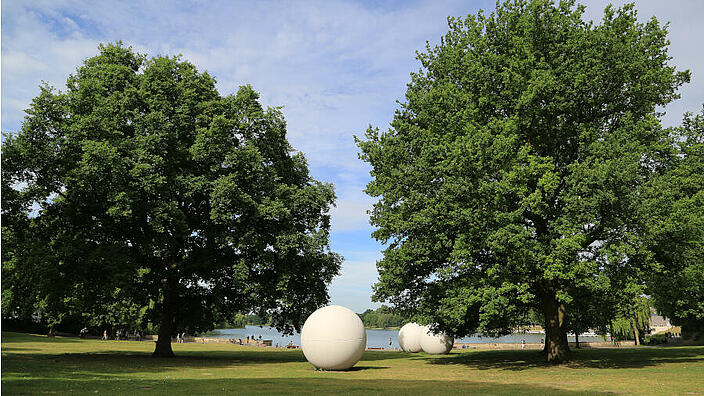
top-left (0, 376), bottom-right (603, 395)
top-left (331, 365), bottom-right (388, 372)
top-left (0, 347), bottom-right (42, 352)
top-left (361, 350), bottom-right (414, 362)
top-left (1, 351), bottom-right (296, 382)
top-left (417, 346), bottom-right (704, 371)
top-left (1, 347), bottom-right (408, 381)
top-left (170, 348), bottom-right (407, 363)
top-left (1, 332), bottom-right (84, 344)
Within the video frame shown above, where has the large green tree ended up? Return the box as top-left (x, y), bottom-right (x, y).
top-left (357, 0), bottom-right (692, 362)
top-left (639, 108), bottom-right (704, 335)
top-left (2, 43), bottom-right (342, 357)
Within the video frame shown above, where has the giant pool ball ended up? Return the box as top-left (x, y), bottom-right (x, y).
top-left (301, 305), bottom-right (367, 370)
top-left (419, 325), bottom-right (454, 354)
top-left (398, 322), bottom-right (422, 352)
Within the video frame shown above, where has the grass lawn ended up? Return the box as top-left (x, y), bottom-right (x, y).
top-left (2, 331), bottom-right (703, 395)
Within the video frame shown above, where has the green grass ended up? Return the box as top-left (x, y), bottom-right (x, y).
top-left (2, 332), bottom-right (703, 395)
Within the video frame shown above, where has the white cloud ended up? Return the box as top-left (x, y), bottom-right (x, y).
top-left (328, 251), bottom-right (384, 312)
top-left (330, 197), bottom-right (373, 233)
top-left (2, 52), bottom-right (49, 75)
top-left (3, 0), bottom-right (474, 163)
top-left (1, 4), bottom-right (100, 129)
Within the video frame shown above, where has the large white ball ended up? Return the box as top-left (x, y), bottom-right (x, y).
top-left (419, 325), bottom-right (454, 354)
top-left (398, 322), bottom-right (423, 352)
top-left (301, 305), bottom-right (367, 370)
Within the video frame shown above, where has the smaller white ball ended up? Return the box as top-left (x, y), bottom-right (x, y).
top-left (301, 305), bottom-right (366, 370)
top-left (398, 323), bottom-right (422, 352)
top-left (419, 325), bottom-right (454, 354)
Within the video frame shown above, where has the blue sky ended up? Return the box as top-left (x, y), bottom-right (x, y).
top-left (3, 0), bottom-right (703, 312)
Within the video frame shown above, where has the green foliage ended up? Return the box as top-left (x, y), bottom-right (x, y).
top-left (1, 43), bottom-right (342, 352)
top-left (564, 285), bottom-right (612, 339)
top-left (215, 313), bottom-right (248, 329)
top-left (214, 312), bottom-right (274, 329)
top-left (358, 305), bottom-right (407, 328)
top-left (610, 318), bottom-right (635, 341)
top-left (232, 314), bottom-right (248, 329)
top-left (243, 313), bottom-right (270, 326)
top-left (356, 0), bottom-right (694, 362)
top-left (640, 107), bottom-right (704, 332)
top-left (610, 296), bottom-right (651, 341)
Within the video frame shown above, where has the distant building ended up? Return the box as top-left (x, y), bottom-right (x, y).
top-left (649, 308), bottom-right (673, 334)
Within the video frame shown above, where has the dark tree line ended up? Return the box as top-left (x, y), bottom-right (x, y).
top-left (358, 306), bottom-right (407, 329)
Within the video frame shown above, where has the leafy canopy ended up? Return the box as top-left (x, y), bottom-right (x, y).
top-left (2, 43), bottom-right (342, 344)
top-left (357, 0), bottom-right (694, 359)
top-left (640, 108), bottom-right (704, 332)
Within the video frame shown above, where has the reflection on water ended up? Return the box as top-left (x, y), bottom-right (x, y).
top-left (207, 325), bottom-right (606, 349)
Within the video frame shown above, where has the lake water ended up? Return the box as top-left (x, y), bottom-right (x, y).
top-left (207, 325), bottom-right (605, 349)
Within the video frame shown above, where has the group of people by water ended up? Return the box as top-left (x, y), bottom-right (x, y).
top-left (229, 334), bottom-right (265, 345)
top-left (98, 328), bottom-right (143, 341)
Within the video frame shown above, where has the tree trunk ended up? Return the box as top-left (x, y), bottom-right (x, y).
top-left (542, 294), bottom-right (570, 364)
top-left (575, 332), bottom-right (580, 349)
top-left (542, 323), bottom-right (550, 354)
top-left (632, 316), bottom-right (640, 346)
top-left (152, 274), bottom-right (178, 357)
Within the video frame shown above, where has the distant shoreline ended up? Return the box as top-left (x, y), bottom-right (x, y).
top-left (213, 325), bottom-right (403, 331)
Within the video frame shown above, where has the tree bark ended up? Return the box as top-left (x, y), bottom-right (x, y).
top-left (575, 332), bottom-right (580, 349)
top-left (542, 293), bottom-right (570, 363)
top-left (152, 273), bottom-right (178, 357)
top-left (542, 323), bottom-right (550, 354)
top-left (632, 316), bottom-right (640, 346)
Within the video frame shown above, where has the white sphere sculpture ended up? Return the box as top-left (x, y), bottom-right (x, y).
top-left (398, 322), bottom-right (423, 352)
top-left (419, 325), bottom-right (454, 354)
top-left (301, 305), bottom-right (367, 370)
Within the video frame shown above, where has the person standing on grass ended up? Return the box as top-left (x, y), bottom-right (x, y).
top-left (389, 337), bottom-right (393, 349)
top-left (522, 339), bottom-right (526, 349)
top-left (103, 330), bottom-right (107, 340)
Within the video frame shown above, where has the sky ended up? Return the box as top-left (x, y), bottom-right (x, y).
top-left (3, 0), bottom-right (703, 313)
